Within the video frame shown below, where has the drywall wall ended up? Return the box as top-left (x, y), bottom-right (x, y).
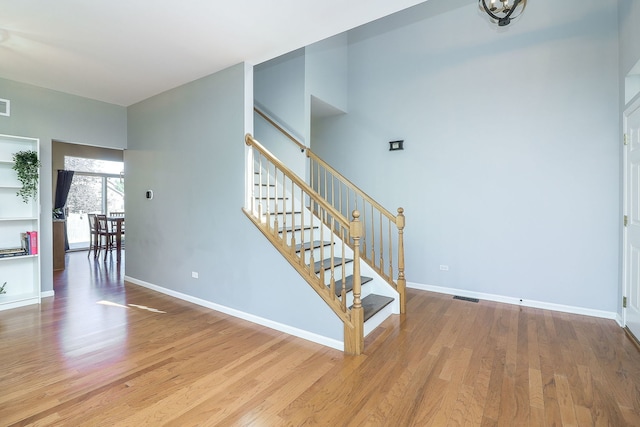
top-left (254, 49), bottom-right (307, 177)
top-left (619, 0), bottom-right (640, 78)
top-left (126, 63), bottom-right (342, 341)
top-left (0, 78), bottom-right (127, 293)
top-left (312, 0), bottom-right (621, 312)
top-left (305, 33), bottom-right (349, 115)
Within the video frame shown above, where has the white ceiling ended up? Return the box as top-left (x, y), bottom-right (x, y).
top-left (0, 0), bottom-right (429, 106)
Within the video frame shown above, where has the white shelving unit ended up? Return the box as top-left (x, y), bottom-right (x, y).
top-left (0, 134), bottom-right (41, 311)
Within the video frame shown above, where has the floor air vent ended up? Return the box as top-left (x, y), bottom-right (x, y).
top-left (453, 295), bottom-right (479, 303)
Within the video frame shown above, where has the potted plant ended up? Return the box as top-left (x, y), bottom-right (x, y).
top-left (12, 150), bottom-right (40, 203)
top-left (0, 282), bottom-right (6, 294)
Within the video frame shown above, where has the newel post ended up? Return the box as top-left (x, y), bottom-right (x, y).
top-left (396, 207), bottom-right (406, 314)
top-left (345, 210), bottom-right (364, 355)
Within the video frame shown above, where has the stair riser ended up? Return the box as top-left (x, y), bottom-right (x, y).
top-left (315, 264), bottom-right (354, 287)
top-left (255, 198), bottom-right (294, 214)
top-left (267, 213), bottom-right (319, 230)
top-left (301, 246), bottom-right (348, 266)
top-left (280, 229), bottom-right (319, 246)
top-left (327, 282), bottom-right (373, 309)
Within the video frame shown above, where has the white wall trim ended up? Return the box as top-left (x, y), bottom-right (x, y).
top-left (124, 276), bottom-right (343, 351)
top-left (41, 290), bottom-right (55, 298)
top-left (408, 282), bottom-right (620, 322)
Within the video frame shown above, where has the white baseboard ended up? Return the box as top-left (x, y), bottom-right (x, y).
top-left (408, 282), bottom-right (620, 321)
top-left (124, 275), bottom-right (343, 351)
top-left (41, 290), bottom-right (55, 298)
top-left (615, 313), bottom-right (624, 327)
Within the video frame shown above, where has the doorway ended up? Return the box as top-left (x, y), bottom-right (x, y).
top-left (51, 142), bottom-right (125, 260)
top-left (624, 95), bottom-right (640, 340)
top-left (64, 157), bottom-right (124, 250)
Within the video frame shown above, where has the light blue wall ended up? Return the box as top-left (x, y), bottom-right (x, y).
top-left (312, 0), bottom-right (621, 312)
top-left (254, 49), bottom-right (306, 140)
top-left (0, 78), bottom-right (127, 293)
top-left (306, 33), bottom-right (349, 114)
top-left (126, 63), bottom-right (342, 340)
top-left (254, 49), bottom-right (308, 177)
top-left (619, 0), bottom-right (640, 77)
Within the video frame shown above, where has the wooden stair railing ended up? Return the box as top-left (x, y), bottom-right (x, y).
top-left (244, 133), bottom-right (365, 354)
top-left (254, 107), bottom-right (306, 152)
top-left (253, 105), bottom-right (406, 314)
top-left (307, 153), bottom-right (406, 314)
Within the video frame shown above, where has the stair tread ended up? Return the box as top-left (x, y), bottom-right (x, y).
top-left (279, 225), bottom-right (319, 233)
top-left (332, 275), bottom-right (373, 296)
top-left (313, 257), bottom-right (353, 274)
top-left (295, 240), bottom-right (333, 252)
top-left (272, 211), bottom-right (302, 215)
top-left (351, 294), bottom-right (395, 322)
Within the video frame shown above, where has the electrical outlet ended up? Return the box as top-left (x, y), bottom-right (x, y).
top-left (439, 265), bottom-right (449, 271)
top-left (191, 271), bottom-right (199, 279)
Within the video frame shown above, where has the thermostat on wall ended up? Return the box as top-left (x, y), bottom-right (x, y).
top-left (145, 190), bottom-right (153, 199)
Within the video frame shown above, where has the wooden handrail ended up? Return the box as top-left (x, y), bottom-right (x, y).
top-left (254, 107), bottom-right (307, 152)
top-left (307, 150), bottom-right (397, 223)
top-left (245, 134), bottom-right (349, 230)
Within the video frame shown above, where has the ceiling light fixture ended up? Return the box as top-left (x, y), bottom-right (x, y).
top-left (479, 0), bottom-right (527, 27)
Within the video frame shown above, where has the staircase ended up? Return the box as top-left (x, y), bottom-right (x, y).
top-left (243, 122), bottom-right (405, 355)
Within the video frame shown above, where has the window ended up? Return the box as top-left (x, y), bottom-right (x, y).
top-left (64, 157), bottom-right (124, 249)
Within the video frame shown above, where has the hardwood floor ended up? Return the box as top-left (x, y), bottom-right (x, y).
top-left (1, 251), bottom-right (640, 426)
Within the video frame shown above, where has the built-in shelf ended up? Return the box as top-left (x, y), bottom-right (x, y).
top-left (0, 133), bottom-right (41, 312)
top-left (0, 254), bottom-right (38, 262)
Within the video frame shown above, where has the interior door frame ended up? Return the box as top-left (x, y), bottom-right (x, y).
top-left (623, 93), bottom-right (640, 329)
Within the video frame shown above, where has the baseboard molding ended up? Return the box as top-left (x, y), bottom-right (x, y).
top-left (124, 275), bottom-right (343, 351)
top-left (41, 290), bottom-right (55, 298)
top-left (408, 282), bottom-right (619, 321)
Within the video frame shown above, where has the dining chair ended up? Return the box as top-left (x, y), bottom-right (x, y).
top-left (87, 214), bottom-right (99, 258)
top-left (96, 214), bottom-right (116, 256)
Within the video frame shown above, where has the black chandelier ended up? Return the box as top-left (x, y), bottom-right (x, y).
top-left (479, 0), bottom-right (527, 27)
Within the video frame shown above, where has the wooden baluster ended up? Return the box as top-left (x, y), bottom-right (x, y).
top-left (258, 156), bottom-right (264, 220)
top-left (281, 171), bottom-right (287, 247)
top-left (318, 203), bottom-right (324, 284)
top-left (339, 182), bottom-right (343, 218)
top-left (361, 198), bottom-right (367, 259)
top-left (331, 176), bottom-right (335, 219)
top-left (324, 166), bottom-right (328, 203)
top-left (396, 207), bottom-right (406, 314)
top-left (250, 148), bottom-right (256, 214)
top-left (379, 210), bottom-right (383, 276)
top-left (340, 228), bottom-right (347, 311)
top-left (346, 189), bottom-right (350, 224)
top-left (388, 219), bottom-right (393, 280)
top-left (308, 193), bottom-right (316, 275)
top-left (329, 217), bottom-right (336, 301)
top-left (316, 164), bottom-right (321, 198)
top-left (345, 210), bottom-right (364, 355)
top-left (310, 159), bottom-right (314, 193)
top-left (370, 202), bottom-right (376, 271)
top-left (273, 166), bottom-right (279, 238)
top-left (290, 179), bottom-right (296, 253)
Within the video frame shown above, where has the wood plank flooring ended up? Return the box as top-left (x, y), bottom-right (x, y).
top-left (1, 251), bottom-right (640, 425)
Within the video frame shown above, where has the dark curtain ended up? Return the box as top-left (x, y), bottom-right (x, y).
top-left (54, 170), bottom-right (75, 250)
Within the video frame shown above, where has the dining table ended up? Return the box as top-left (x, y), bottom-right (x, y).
top-left (105, 216), bottom-right (125, 262)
